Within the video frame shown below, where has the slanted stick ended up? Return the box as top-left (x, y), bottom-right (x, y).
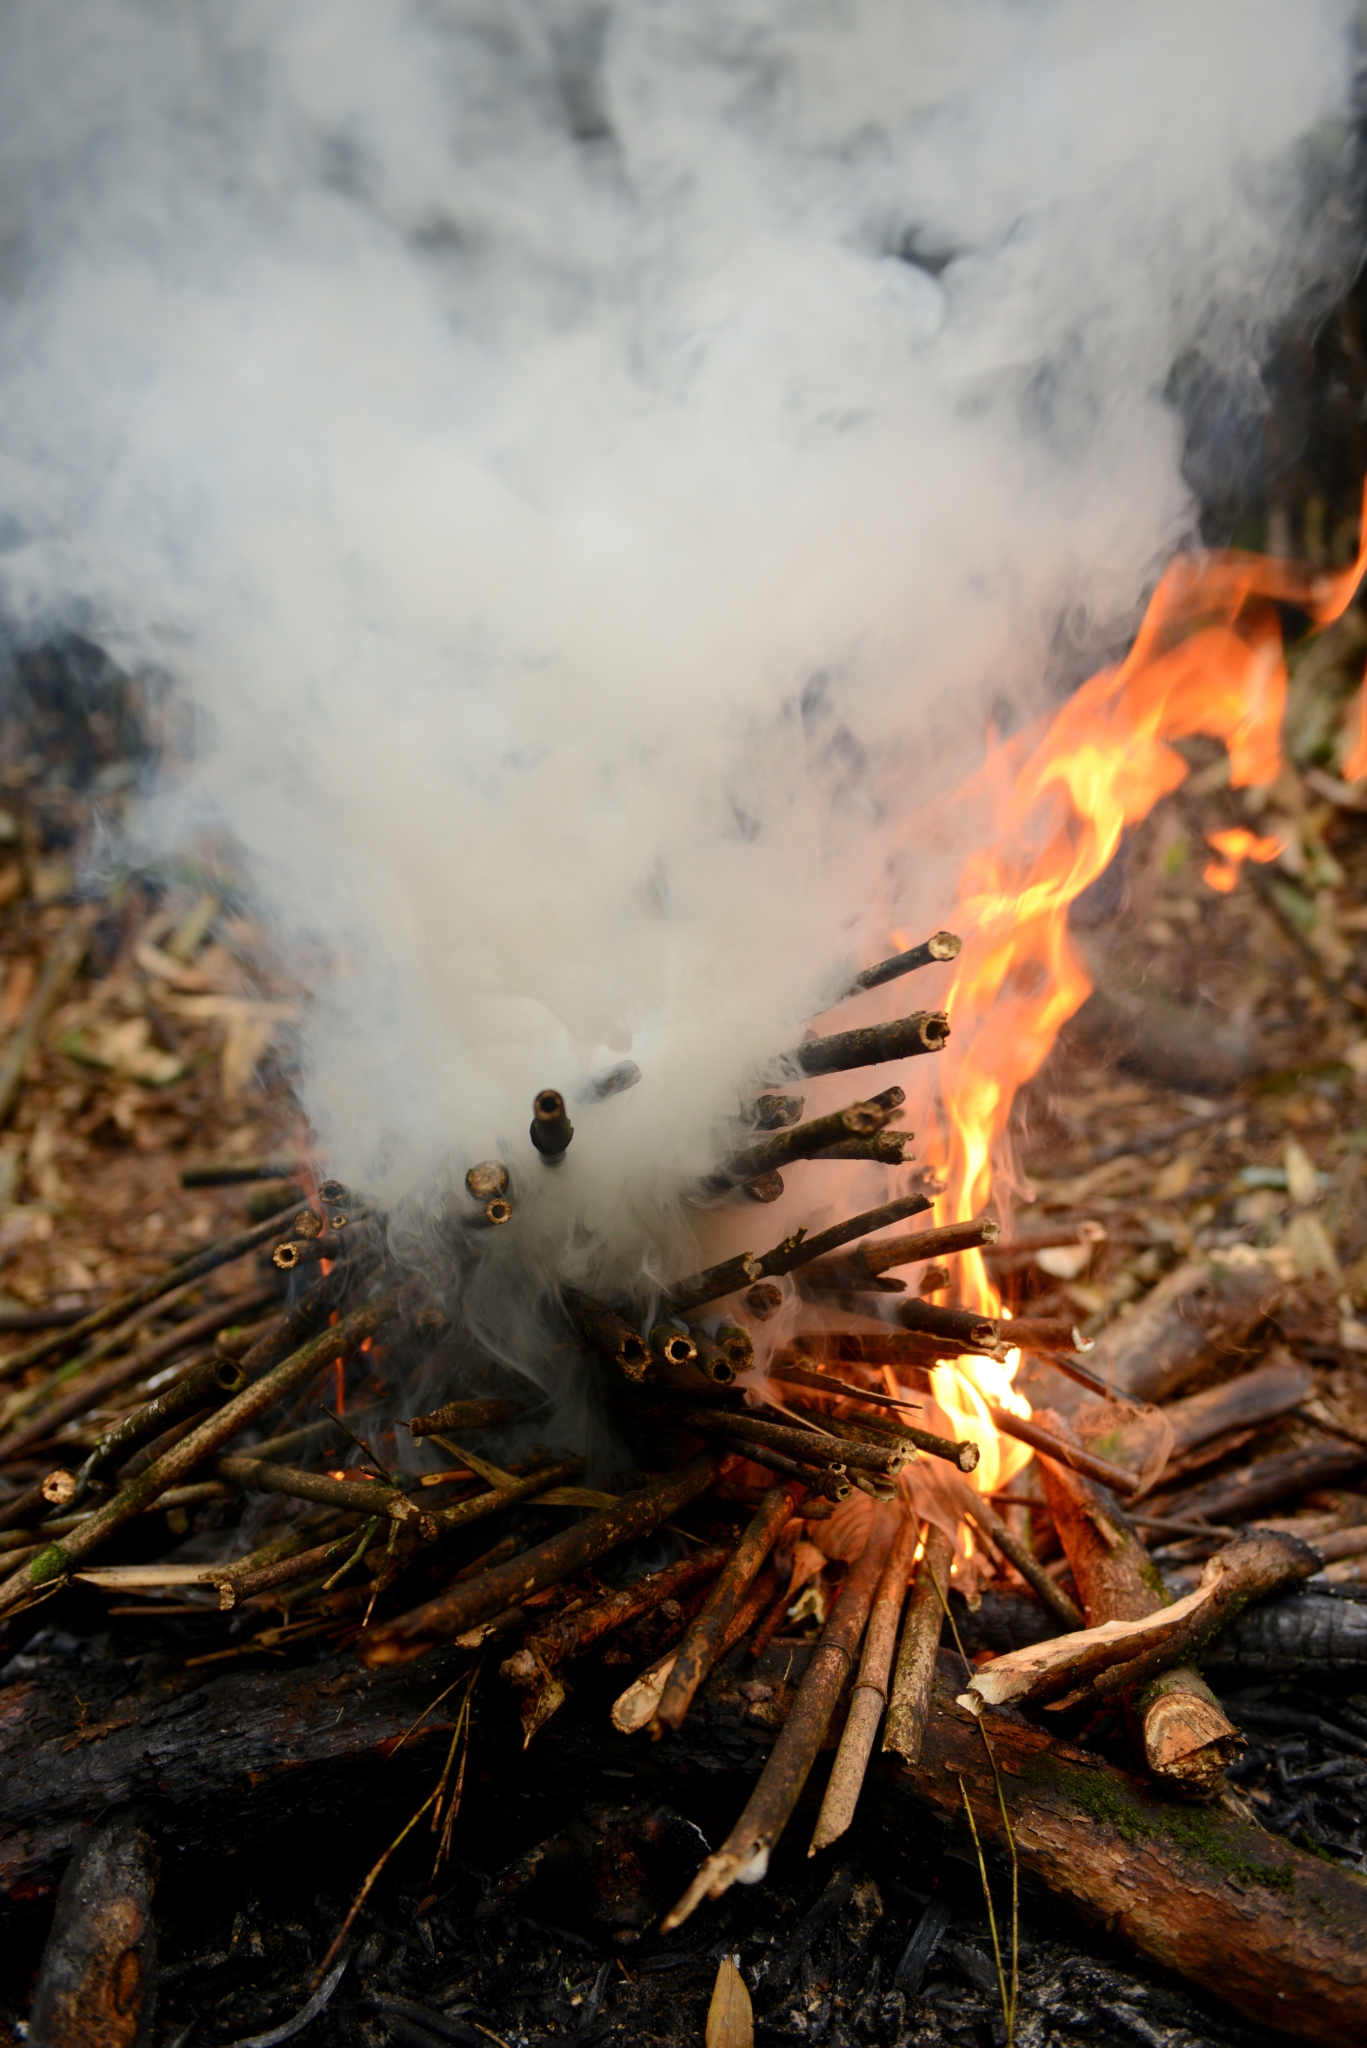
top-left (794, 1011), bottom-right (949, 1076)
top-left (674, 1405), bottom-right (905, 1476)
top-left (664, 1509), bottom-right (896, 1928)
top-left (0, 1204), bottom-right (302, 1382)
top-left (847, 931), bottom-right (961, 994)
top-left (668, 1191), bottom-right (934, 1314)
top-left (504, 1544), bottom-right (732, 1688)
top-left (715, 1438), bottom-right (852, 1502)
top-left (652, 1480), bottom-right (804, 1735)
top-left (809, 1509), bottom-right (917, 1852)
top-left (215, 1453), bottom-right (433, 1530)
top-left (800, 1216), bottom-right (999, 1292)
top-left (359, 1453), bottom-right (722, 1665)
top-left (0, 1287), bottom-right (404, 1616)
top-left (883, 1523), bottom-right (954, 1764)
top-left (0, 903), bottom-right (97, 1132)
top-left (940, 1470), bottom-right (1083, 1629)
top-left (987, 1404), bottom-right (1140, 1497)
top-left (714, 1091), bottom-right (904, 1186)
top-left (0, 1279), bottom-right (280, 1457)
top-left (612, 1560), bottom-right (783, 1735)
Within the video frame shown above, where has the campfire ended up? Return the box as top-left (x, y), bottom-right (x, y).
top-left (7, 11), bottom-right (1367, 2047)
top-left (3, 499), bottom-right (1367, 2045)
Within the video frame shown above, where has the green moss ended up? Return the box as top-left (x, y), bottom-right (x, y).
top-left (1025, 1757), bottom-right (1295, 1893)
top-left (28, 1543), bottom-right (69, 1587)
top-left (1135, 1554), bottom-right (1169, 1602)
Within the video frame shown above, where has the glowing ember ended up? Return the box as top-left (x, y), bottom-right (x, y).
top-left (910, 488), bottom-right (1367, 1492)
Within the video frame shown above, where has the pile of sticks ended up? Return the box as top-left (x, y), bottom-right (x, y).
top-left (4, 918), bottom-right (1367, 2045)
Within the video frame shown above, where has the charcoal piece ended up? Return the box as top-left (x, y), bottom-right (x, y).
top-left (27, 1805), bottom-right (159, 2048)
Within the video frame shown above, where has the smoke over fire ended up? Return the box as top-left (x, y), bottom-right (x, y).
top-left (0, 3), bottom-right (1357, 1302)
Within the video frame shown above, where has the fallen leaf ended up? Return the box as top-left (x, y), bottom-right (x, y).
top-left (706, 1956), bottom-right (753, 2048)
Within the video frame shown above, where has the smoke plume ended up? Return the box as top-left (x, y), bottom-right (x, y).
top-left (0, 2), bottom-right (1355, 1297)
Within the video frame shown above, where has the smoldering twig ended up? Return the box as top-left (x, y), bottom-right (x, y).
top-left (845, 929), bottom-right (961, 995)
top-left (793, 1010), bottom-right (949, 1077)
top-left (711, 1088), bottom-right (905, 1186)
top-left (667, 1190), bottom-right (934, 1313)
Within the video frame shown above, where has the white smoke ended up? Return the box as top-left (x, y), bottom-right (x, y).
top-left (0, 1), bottom-right (1354, 1291)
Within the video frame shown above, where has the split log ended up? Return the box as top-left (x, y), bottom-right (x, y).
top-left (881, 1661), bottom-right (1367, 2048)
top-left (27, 1806), bottom-right (159, 2048)
top-left (1152, 1438), bottom-right (1367, 1524)
top-left (1093, 1258), bottom-right (1285, 1402)
top-left (1036, 1415), bottom-right (1243, 1796)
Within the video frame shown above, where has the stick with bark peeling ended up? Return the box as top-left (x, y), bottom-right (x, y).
top-left (964, 1530), bottom-right (1321, 1725)
top-left (809, 1508), bottom-right (915, 1852)
top-left (652, 1480), bottom-right (804, 1735)
top-left (1029, 1409), bottom-right (1242, 1796)
top-left (883, 1524), bottom-right (954, 1764)
top-left (664, 1511), bottom-right (896, 1927)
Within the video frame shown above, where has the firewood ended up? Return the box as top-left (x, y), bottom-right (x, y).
top-left (0, 1287), bottom-right (407, 1617)
top-left (359, 1454), bottom-right (723, 1664)
top-left (793, 1010), bottom-right (949, 1075)
top-left (663, 1509), bottom-right (896, 1927)
top-left (667, 1192), bottom-right (934, 1313)
top-left (964, 1529), bottom-right (1320, 1720)
top-left (408, 1397), bottom-right (526, 1439)
top-left (711, 1089), bottom-right (904, 1186)
top-left (651, 1481), bottom-right (803, 1735)
top-left (939, 1469), bottom-right (1083, 1627)
top-left (1111, 1352), bottom-right (1314, 1479)
top-left (0, 1279), bottom-right (280, 1462)
top-left (0, 1202), bottom-right (302, 1385)
top-left (27, 1805), bottom-right (159, 2048)
top-left (845, 928), bottom-right (960, 993)
top-left (1152, 1438), bottom-right (1367, 1524)
top-left (1093, 1257), bottom-right (1285, 1402)
top-left (951, 1583), bottom-right (1367, 1674)
top-left (883, 1524), bottom-right (954, 1763)
top-left (1035, 1415), bottom-right (1244, 1796)
top-left (799, 1214), bottom-right (999, 1292)
top-left (808, 1507), bottom-right (916, 1851)
top-left (884, 1659), bottom-right (1367, 2048)
top-left (529, 1086), bottom-right (574, 1163)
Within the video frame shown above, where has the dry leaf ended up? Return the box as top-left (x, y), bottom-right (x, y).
top-left (706, 1956), bottom-right (753, 2048)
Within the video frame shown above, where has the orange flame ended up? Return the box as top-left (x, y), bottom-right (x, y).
top-left (911, 486), bottom-right (1367, 1491)
top-left (1201, 825), bottom-right (1285, 895)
